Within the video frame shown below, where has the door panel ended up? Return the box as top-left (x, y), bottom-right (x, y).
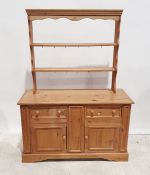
top-left (68, 106), bottom-right (84, 152)
top-left (85, 127), bottom-right (119, 152)
top-left (31, 123), bottom-right (66, 153)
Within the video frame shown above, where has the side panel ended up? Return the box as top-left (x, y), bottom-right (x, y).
top-left (20, 106), bottom-right (31, 153)
top-left (120, 105), bottom-right (131, 152)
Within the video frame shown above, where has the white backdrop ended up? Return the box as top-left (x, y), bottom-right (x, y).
top-left (0, 0), bottom-right (150, 135)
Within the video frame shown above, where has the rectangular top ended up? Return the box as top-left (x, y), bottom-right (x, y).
top-left (26, 9), bottom-right (123, 21)
top-left (18, 89), bottom-right (133, 105)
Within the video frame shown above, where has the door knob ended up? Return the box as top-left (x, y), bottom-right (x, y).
top-left (85, 136), bottom-right (88, 140)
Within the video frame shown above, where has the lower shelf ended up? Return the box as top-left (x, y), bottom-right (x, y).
top-left (22, 152), bottom-right (128, 163)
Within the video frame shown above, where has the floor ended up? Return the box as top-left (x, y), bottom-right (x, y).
top-left (0, 134), bottom-right (150, 175)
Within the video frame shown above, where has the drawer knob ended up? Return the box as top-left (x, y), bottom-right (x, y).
top-left (90, 110), bottom-right (94, 117)
top-left (112, 110), bottom-right (116, 116)
top-left (32, 111), bottom-right (39, 119)
top-left (57, 110), bottom-right (61, 117)
top-left (35, 110), bottom-right (39, 117)
top-left (97, 112), bottom-right (101, 116)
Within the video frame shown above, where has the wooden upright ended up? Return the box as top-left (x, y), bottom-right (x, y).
top-left (18, 9), bottom-right (134, 162)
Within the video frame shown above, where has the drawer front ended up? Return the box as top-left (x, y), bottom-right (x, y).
top-left (85, 106), bottom-right (121, 127)
top-left (86, 106), bottom-right (121, 118)
top-left (30, 106), bottom-right (67, 123)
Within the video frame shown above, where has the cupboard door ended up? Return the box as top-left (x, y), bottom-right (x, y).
top-left (31, 123), bottom-right (66, 153)
top-left (85, 126), bottom-right (119, 152)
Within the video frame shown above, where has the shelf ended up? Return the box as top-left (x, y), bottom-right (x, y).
top-left (32, 67), bottom-right (116, 72)
top-left (26, 9), bottom-right (122, 93)
top-left (31, 43), bottom-right (118, 47)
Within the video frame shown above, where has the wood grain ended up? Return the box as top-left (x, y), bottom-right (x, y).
top-left (22, 152), bottom-right (128, 162)
top-left (19, 92), bottom-right (133, 162)
top-left (20, 106), bottom-right (31, 153)
top-left (26, 9), bottom-right (123, 21)
top-left (18, 9), bottom-right (133, 163)
top-left (119, 105), bottom-right (131, 152)
top-left (68, 106), bottom-right (84, 152)
top-left (32, 67), bottom-right (115, 72)
top-left (111, 19), bottom-right (121, 92)
top-left (31, 43), bottom-right (117, 47)
top-left (28, 18), bottom-right (37, 93)
top-left (31, 123), bottom-right (66, 153)
top-left (18, 89), bottom-right (134, 105)
top-left (25, 9), bottom-right (123, 92)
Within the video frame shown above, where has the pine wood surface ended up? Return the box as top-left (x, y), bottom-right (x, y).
top-left (26, 9), bottom-right (123, 92)
top-left (22, 152), bottom-right (128, 162)
top-left (32, 67), bottom-right (115, 72)
top-left (26, 9), bottom-right (123, 16)
top-left (18, 89), bottom-right (133, 105)
top-left (31, 43), bottom-right (117, 47)
top-left (18, 9), bottom-right (133, 162)
top-left (19, 91), bottom-right (133, 162)
top-left (26, 9), bottom-right (123, 21)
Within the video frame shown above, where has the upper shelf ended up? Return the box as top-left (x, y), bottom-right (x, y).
top-left (26, 9), bottom-right (123, 21)
top-left (31, 43), bottom-right (118, 47)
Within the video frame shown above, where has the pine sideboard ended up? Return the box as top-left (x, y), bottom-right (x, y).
top-left (18, 89), bottom-right (133, 162)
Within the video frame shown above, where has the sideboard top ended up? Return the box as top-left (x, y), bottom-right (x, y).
top-left (18, 89), bottom-right (133, 105)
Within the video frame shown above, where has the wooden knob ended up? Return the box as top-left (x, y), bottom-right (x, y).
top-left (97, 112), bottom-right (101, 116)
top-left (35, 110), bottom-right (39, 117)
top-left (90, 110), bottom-right (94, 117)
top-left (85, 136), bottom-right (88, 140)
top-left (63, 135), bottom-right (66, 141)
top-left (57, 110), bottom-right (61, 117)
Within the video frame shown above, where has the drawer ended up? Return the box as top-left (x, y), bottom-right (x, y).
top-left (30, 106), bottom-right (67, 123)
top-left (86, 106), bottom-right (121, 118)
top-left (85, 106), bottom-right (121, 127)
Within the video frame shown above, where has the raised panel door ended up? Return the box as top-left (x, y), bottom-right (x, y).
top-left (31, 123), bottom-right (66, 153)
top-left (85, 126), bottom-right (119, 152)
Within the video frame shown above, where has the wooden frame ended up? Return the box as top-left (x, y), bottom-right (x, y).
top-left (26, 9), bottom-right (123, 93)
top-left (18, 10), bottom-right (134, 162)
